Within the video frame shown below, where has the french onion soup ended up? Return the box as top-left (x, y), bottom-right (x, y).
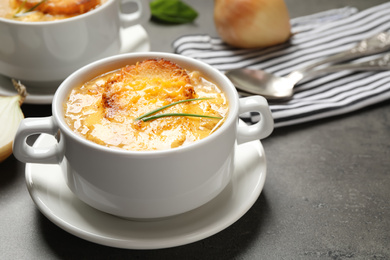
top-left (64, 59), bottom-right (229, 151)
top-left (0, 0), bottom-right (105, 21)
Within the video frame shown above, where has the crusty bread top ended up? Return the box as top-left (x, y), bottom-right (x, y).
top-left (13, 0), bottom-right (101, 15)
top-left (102, 59), bottom-right (195, 120)
top-left (64, 58), bottom-right (228, 151)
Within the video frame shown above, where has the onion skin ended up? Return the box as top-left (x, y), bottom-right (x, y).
top-left (214, 0), bottom-right (291, 48)
top-left (0, 142), bottom-right (13, 163)
top-left (0, 95), bottom-right (24, 163)
top-left (0, 81), bottom-right (26, 163)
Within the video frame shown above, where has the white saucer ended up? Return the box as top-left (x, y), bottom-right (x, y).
top-left (0, 25), bottom-right (150, 105)
top-left (25, 134), bottom-right (267, 249)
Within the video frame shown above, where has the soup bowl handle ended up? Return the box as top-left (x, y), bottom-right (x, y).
top-left (119, 0), bottom-right (151, 28)
top-left (13, 117), bottom-right (64, 164)
top-left (237, 96), bottom-right (274, 144)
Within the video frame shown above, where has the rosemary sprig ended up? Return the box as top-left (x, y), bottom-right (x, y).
top-left (13, 0), bottom-right (46, 18)
top-left (140, 113), bottom-right (222, 122)
top-left (135, 97), bottom-right (215, 121)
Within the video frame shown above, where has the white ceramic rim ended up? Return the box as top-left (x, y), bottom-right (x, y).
top-left (0, 0), bottom-right (116, 25)
top-left (53, 52), bottom-right (240, 157)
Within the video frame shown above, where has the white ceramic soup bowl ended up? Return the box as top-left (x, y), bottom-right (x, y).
top-left (0, 0), bottom-right (149, 88)
top-left (13, 52), bottom-right (274, 219)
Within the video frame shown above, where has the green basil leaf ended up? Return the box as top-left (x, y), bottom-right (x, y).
top-left (150, 0), bottom-right (198, 24)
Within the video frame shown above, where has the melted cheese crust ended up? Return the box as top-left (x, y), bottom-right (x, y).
top-left (64, 59), bottom-right (229, 151)
top-left (1, 0), bottom-right (104, 21)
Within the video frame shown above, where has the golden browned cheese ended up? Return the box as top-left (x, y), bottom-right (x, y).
top-left (1, 0), bottom-right (103, 21)
top-left (64, 59), bottom-right (229, 151)
top-left (16, 0), bottom-right (100, 15)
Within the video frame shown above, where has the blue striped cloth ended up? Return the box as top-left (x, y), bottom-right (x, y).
top-left (173, 3), bottom-right (390, 127)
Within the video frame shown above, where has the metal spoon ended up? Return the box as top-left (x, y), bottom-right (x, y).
top-left (225, 32), bottom-right (390, 100)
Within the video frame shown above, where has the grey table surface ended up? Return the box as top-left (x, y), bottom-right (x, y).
top-left (1, 0), bottom-right (389, 259)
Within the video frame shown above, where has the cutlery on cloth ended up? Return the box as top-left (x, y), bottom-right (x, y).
top-left (225, 32), bottom-right (390, 100)
top-left (173, 3), bottom-right (390, 127)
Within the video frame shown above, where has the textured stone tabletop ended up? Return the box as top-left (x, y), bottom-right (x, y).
top-left (1, 0), bottom-right (389, 259)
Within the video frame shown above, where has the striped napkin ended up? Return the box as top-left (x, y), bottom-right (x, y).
top-left (173, 3), bottom-right (390, 128)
